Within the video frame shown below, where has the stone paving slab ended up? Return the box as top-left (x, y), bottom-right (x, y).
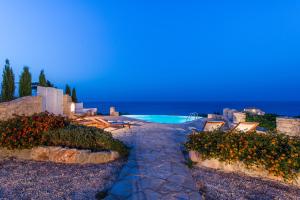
top-left (105, 122), bottom-right (202, 200)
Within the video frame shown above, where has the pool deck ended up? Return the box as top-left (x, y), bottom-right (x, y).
top-left (104, 116), bottom-right (204, 200)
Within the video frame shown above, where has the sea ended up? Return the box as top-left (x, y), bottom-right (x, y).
top-left (84, 101), bottom-right (300, 117)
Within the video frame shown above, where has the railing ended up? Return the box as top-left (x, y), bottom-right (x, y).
top-left (186, 112), bottom-right (201, 122)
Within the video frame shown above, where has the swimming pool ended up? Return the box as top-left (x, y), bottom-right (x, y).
top-left (123, 115), bottom-right (198, 124)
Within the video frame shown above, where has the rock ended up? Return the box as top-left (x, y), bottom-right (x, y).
top-left (31, 146), bottom-right (50, 161)
top-left (189, 150), bottom-right (300, 187)
top-left (189, 150), bottom-right (201, 162)
top-left (1, 146), bottom-right (120, 164)
top-left (0, 148), bottom-right (31, 160)
top-left (49, 148), bottom-right (81, 164)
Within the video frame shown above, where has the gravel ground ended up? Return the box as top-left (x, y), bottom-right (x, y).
top-left (192, 166), bottom-right (300, 200)
top-left (0, 158), bottom-right (124, 200)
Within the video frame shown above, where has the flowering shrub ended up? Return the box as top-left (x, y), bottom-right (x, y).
top-left (0, 113), bottom-right (128, 158)
top-left (185, 131), bottom-right (300, 180)
top-left (0, 113), bottom-right (69, 149)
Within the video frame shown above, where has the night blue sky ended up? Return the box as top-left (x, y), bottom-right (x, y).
top-left (0, 0), bottom-right (299, 101)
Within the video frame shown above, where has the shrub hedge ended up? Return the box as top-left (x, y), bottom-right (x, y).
top-left (43, 125), bottom-right (129, 157)
top-left (0, 113), bottom-right (68, 149)
top-left (0, 113), bottom-right (128, 157)
top-left (246, 113), bottom-right (277, 131)
top-left (185, 131), bottom-right (300, 180)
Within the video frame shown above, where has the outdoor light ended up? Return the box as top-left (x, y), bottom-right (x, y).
top-left (70, 102), bottom-right (75, 113)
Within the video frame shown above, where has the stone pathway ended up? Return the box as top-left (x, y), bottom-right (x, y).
top-left (105, 121), bottom-right (202, 200)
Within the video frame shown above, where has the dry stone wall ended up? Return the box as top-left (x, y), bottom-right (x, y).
top-left (207, 114), bottom-right (224, 120)
top-left (0, 88), bottom-right (73, 121)
top-left (0, 96), bottom-right (42, 121)
top-left (222, 108), bottom-right (246, 125)
top-left (189, 150), bottom-right (300, 187)
top-left (233, 112), bottom-right (246, 124)
top-left (63, 95), bottom-right (73, 117)
top-left (0, 146), bottom-right (119, 164)
top-left (223, 108), bottom-right (237, 122)
top-left (277, 117), bottom-right (300, 137)
top-left (110, 106), bottom-right (120, 116)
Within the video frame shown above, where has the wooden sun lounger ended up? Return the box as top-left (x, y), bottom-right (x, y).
top-left (191, 121), bottom-right (259, 134)
top-left (72, 117), bottom-right (106, 128)
top-left (231, 122), bottom-right (259, 133)
top-left (73, 116), bottom-right (131, 130)
top-left (94, 118), bottom-right (131, 129)
top-left (190, 120), bottom-right (225, 133)
top-left (203, 121), bottom-right (225, 132)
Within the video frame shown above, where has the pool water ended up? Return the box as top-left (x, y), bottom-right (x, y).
top-left (123, 115), bottom-right (198, 124)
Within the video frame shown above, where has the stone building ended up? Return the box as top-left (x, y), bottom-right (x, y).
top-left (110, 106), bottom-right (120, 116)
top-left (0, 87), bottom-right (75, 121)
top-left (244, 108), bottom-right (265, 115)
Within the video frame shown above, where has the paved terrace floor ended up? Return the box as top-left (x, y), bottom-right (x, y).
top-left (105, 117), bottom-right (204, 200)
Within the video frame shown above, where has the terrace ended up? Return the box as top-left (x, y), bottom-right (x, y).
top-left (0, 87), bottom-right (300, 199)
top-left (1, 1), bottom-right (300, 199)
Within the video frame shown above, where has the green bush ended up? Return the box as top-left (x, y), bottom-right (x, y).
top-left (185, 131), bottom-right (300, 180)
top-left (43, 125), bottom-right (129, 157)
top-left (246, 113), bottom-right (277, 131)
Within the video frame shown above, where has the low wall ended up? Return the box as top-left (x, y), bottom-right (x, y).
top-left (0, 96), bottom-right (43, 121)
top-left (233, 112), bottom-right (246, 124)
top-left (223, 108), bottom-right (237, 122)
top-left (0, 147), bottom-right (119, 164)
top-left (277, 117), bottom-right (300, 137)
top-left (110, 106), bottom-right (120, 116)
top-left (63, 95), bottom-right (73, 117)
top-left (37, 86), bottom-right (64, 115)
top-left (189, 151), bottom-right (300, 187)
top-left (207, 114), bottom-right (223, 120)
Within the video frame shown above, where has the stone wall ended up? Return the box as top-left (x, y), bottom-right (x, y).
top-left (222, 108), bottom-right (246, 124)
top-left (232, 112), bottom-right (246, 124)
top-left (277, 117), bottom-right (300, 137)
top-left (207, 114), bottom-right (224, 120)
top-left (75, 103), bottom-right (84, 113)
top-left (37, 86), bottom-right (63, 115)
top-left (0, 146), bottom-right (120, 164)
top-left (0, 96), bottom-right (42, 121)
top-left (63, 95), bottom-right (73, 117)
top-left (110, 106), bottom-right (120, 116)
top-left (223, 108), bottom-right (237, 122)
top-left (189, 151), bottom-right (300, 187)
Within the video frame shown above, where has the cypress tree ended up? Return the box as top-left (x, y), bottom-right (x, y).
top-left (38, 70), bottom-right (47, 87)
top-left (65, 84), bottom-right (71, 96)
top-left (1, 59), bottom-right (15, 101)
top-left (71, 88), bottom-right (78, 103)
top-left (46, 80), bottom-right (54, 87)
top-left (19, 66), bottom-right (32, 97)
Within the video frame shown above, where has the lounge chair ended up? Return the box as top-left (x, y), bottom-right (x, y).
top-left (73, 118), bottom-right (105, 128)
top-left (94, 118), bottom-right (131, 129)
top-left (203, 121), bottom-right (225, 132)
top-left (191, 120), bottom-right (225, 133)
top-left (73, 117), bottom-right (131, 129)
top-left (231, 122), bottom-right (259, 133)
